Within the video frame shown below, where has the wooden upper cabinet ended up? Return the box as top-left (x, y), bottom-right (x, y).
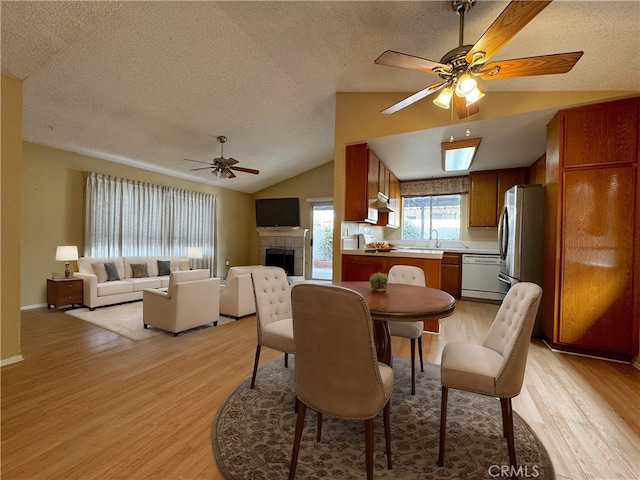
top-left (563, 101), bottom-right (638, 168)
top-left (378, 161), bottom-right (390, 198)
top-left (469, 168), bottom-right (527, 227)
top-left (345, 143), bottom-right (378, 224)
top-left (387, 172), bottom-right (400, 228)
top-left (468, 171), bottom-right (498, 227)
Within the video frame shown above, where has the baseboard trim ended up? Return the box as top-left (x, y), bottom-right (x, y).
top-left (542, 339), bottom-right (631, 364)
top-left (21, 303), bottom-right (48, 311)
top-left (1, 355), bottom-right (24, 367)
top-left (632, 358), bottom-right (640, 371)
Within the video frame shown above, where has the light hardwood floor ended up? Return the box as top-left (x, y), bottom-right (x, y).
top-left (2, 300), bottom-right (639, 479)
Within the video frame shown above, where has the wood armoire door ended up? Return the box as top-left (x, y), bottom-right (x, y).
top-left (559, 165), bottom-right (637, 354)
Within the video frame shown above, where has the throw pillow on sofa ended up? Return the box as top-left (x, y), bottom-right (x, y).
top-left (92, 263), bottom-right (108, 283)
top-left (131, 263), bottom-right (149, 278)
top-left (104, 261), bottom-right (121, 281)
top-left (157, 260), bottom-right (171, 276)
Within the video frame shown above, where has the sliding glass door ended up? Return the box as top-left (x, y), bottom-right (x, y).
top-left (310, 203), bottom-right (333, 280)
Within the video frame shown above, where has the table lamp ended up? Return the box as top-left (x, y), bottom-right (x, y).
top-left (187, 247), bottom-right (203, 270)
top-left (56, 245), bottom-right (79, 278)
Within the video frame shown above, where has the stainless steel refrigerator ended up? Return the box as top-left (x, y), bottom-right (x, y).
top-left (497, 184), bottom-right (545, 337)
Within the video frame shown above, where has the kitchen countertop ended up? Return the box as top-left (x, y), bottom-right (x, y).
top-left (342, 247), bottom-right (501, 258)
top-left (342, 249), bottom-right (444, 259)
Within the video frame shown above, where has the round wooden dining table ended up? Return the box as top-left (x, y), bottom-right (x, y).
top-left (332, 281), bottom-right (456, 366)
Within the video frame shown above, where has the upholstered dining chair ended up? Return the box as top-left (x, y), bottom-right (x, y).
top-left (437, 282), bottom-right (543, 476)
top-left (250, 266), bottom-right (295, 389)
top-left (387, 264), bottom-right (426, 395)
top-left (288, 283), bottom-right (394, 480)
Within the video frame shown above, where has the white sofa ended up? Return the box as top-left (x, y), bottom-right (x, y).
top-left (219, 265), bottom-right (262, 319)
top-left (143, 270), bottom-right (220, 336)
top-left (74, 256), bottom-right (199, 310)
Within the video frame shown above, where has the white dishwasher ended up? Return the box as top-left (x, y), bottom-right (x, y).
top-left (461, 255), bottom-right (506, 301)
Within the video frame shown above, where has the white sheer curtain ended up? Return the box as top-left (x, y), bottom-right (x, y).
top-left (84, 172), bottom-right (216, 273)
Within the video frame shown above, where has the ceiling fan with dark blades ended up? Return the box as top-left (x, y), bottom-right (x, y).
top-left (375, 0), bottom-right (583, 119)
top-left (184, 136), bottom-right (260, 179)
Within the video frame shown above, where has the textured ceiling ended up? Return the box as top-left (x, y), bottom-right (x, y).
top-left (2, 1), bottom-right (639, 193)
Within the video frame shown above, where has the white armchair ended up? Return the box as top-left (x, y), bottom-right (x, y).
top-left (219, 265), bottom-right (261, 319)
top-left (143, 270), bottom-right (220, 336)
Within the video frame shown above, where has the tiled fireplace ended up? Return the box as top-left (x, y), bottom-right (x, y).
top-left (258, 229), bottom-right (308, 277)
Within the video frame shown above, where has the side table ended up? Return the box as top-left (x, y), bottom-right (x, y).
top-left (47, 277), bottom-right (83, 311)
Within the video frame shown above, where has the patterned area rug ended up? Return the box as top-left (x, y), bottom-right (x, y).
top-left (65, 301), bottom-right (234, 341)
top-left (212, 357), bottom-right (554, 480)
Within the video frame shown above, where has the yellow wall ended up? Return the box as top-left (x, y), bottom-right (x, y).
top-left (21, 142), bottom-right (254, 307)
top-left (250, 161), bottom-right (334, 277)
top-left (332, 90), bottom-right (636, 279)
top-left (1, 74), bottom-right (23, 362)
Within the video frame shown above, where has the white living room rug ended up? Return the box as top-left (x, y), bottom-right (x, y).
top-left (65, 301), bottom-right (234, 341)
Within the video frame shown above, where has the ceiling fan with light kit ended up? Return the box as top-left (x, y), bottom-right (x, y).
top-left (375, 0), bottom-right (583, 119)
top-left (184, 135), bottom-right (260, 179)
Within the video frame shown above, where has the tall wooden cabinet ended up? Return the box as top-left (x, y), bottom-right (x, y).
top-left (543, 97), bottom-right (639, 361)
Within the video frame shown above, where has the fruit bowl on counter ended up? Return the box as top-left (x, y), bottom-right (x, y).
top-left (365, 242), bottom-right (395, 253)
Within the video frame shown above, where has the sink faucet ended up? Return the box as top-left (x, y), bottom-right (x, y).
top-left (430, 229), bottom-right (441, 248)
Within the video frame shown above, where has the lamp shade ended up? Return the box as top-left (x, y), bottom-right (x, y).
top-left (55, 245), bottom-right (79, 261)
top-left (433, 87), bottom-right (453, 109)
top-left (187, 247), bottom-right (203, 259)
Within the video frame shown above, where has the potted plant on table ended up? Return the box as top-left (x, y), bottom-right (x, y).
top-left (369, 272), bottom-right (388, 292)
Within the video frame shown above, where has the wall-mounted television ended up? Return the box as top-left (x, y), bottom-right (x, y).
top-left (255, 197), bottom-right (300, 228)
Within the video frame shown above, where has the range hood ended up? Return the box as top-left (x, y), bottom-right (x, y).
top-left (376, 192), bottom-right (395, 212)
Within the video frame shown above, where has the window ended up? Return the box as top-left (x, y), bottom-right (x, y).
top-left (84, 172), bottom-right (216, 273)
top-left (402, 195), bottom-right (461, 240)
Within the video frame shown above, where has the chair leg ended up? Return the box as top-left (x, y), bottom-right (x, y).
top-left (418, 336), bottom-right (424, 372)
top-left (364, 418), bottom-right (374, 480)
top-left (437, 385), bottom-right (448, 467)
top-left (288, 401), bottom-right (307, 480)
top-left (410, 339), bottom-right (416, 395)
top-left (284, 352), bottom-right (289, 368)
top-left (500, 397), bottom-right (518, 478)
top-left (500, 397), bottom-right (509, 437)
top-left (383, 401), bottom-right (392, 469)
top-left (316, 412), bottom-right (323, 442)
top-left (250, 344), bottom-right (261, 389)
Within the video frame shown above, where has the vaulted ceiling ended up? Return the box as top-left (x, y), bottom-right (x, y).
top-left (2, 1), bottom-right (639, 193)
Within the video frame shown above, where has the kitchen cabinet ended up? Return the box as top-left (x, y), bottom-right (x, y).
top-left (345, 143), bottom-right (378, 224)
top-left (342, 254), bottom-right (441, 289)
top-left (378, 161), bottom-right (390, 198)
top-left (345, 143), bottom-right (400, 227)
top-left (377, 170), bottom-right (401, 228)
top-left (387, 173), bottom-right (400, 228)
top-left (468, 171), bottom-right (498, 227)
top-left (468, 168), bottom-right (527, 227)
top-left (440, 252), bottom-right (461, 298)
top-left (543, 97), bottom-right (639, 361)
top-left (342, 253), bottom-right (443, 333)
